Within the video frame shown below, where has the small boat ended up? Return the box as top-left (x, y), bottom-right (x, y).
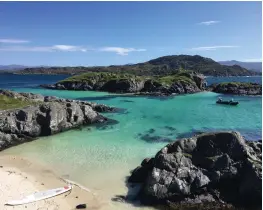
top-left (216, 99), bottom-right (239, 106)
top-left (5, 185), bottom-right (72, 206)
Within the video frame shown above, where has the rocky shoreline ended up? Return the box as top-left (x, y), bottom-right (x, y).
top-left (0, 90), bottom-right (118, 151)
top-left (40, 72), bottom-right (207, 96)
top-left (40, 72), bottom-right (262, 97)
top-left (209, 82), bottom-right (262, 96)
top-left (127, 131), bottom-right (262, 210)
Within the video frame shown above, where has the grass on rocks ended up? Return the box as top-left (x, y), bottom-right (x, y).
top-left (0, 95), bottom-right (36, 110)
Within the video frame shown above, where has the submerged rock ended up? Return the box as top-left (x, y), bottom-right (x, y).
top-left (0, 89), bottom-right (118, 151)
top-left (128, 131), bottom-right (262, 209)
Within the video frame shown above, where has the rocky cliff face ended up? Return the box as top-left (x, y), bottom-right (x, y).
top-left (0, 90), bottom-right (117, 151)
top-left (128, 131), bottom-right (262, 209)
top-left (41, 72), bottom-right (206, 96)
top-left (210, 82), bottom-right (262, 95)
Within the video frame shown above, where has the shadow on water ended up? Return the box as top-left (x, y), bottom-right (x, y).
top-left (76, 94), bottom-right (175, 102)
top-left (120, 99), bottom-right (135, 103)
top-left (111, 177), bottom-right (144, 208)
top-left (76, 95), bottom-right (122, 101)
top-left (176, 128), bottom-right (262, 141)
top-left (92, 118), bottom-right (119, 130)
top-left (136, 126), bottom-right (261, 144)
top-left (136, 126), bottom-right (178, 143)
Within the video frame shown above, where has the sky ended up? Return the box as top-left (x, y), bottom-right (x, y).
top-left (0, 1), bottom-right (262, 66)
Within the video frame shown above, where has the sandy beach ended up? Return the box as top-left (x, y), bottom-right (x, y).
top-left (0, 155), bottom-right (109, 210)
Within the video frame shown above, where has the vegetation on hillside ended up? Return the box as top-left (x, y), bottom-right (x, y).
top-left (14, 55), bottom-right (260, 76)
top-left (154, 73), bottom-right (196, 85)
top-left (59, 71), bottom-right (196, 86)
top-left (0, 95), bottom-right (36, 110)
top-left (61, 72), bottom-right (146, 83)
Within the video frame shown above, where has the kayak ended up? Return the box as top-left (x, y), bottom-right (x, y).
top-left (5, 185), bottom-right (72, 206)
top-left (216, 100), bottom-right (239, 105)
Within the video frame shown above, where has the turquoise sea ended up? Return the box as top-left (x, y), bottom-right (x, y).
top-left (0, 74), bottom-right (262, 209)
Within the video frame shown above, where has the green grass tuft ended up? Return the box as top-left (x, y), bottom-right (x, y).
top-left (155, 75), bottom-right (195, 86)
top-left (0, 95), bottom-right (37, 110)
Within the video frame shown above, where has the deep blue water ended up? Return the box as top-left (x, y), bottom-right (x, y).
top-left (0, 74), bottom-right (261, 89)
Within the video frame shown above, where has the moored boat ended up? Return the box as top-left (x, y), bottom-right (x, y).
top-left (216, 97), bottom-right (239, 106)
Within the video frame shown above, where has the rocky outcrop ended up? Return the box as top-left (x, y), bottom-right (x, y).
top-left (0, 90), bottom-right (117, 151)
top-left (210, 82), bottom-right (262, 95)
top-left (128, 131), bottom-right (262, 209)
top-left (100, 79), bottom-right (145, 93)
top-left (41, 72), bottom-right (206, 96)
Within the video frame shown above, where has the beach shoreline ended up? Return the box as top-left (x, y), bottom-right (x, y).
top-left (0, 155), bottom-right (109, 210)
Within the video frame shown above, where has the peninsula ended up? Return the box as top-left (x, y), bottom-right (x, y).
top-left (0, 89), bottom-right (117, 151)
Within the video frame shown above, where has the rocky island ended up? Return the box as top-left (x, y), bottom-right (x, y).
top-left (41, 71), bottom-right (262, 97)
top-left (0, 89), bottom-right (117, 151)
top-left (128, 131), bottom-right (262, 210)
top-left (41, 71), bottom-right (206, 96)
top-left (210, 82), bottom-right (262, 95)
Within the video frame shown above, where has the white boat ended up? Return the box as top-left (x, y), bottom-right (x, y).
top-left (5, 185), bottom-right (72, 206)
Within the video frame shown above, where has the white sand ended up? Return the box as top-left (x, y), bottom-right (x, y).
top-left (0, 155), bottom-right (109, 210)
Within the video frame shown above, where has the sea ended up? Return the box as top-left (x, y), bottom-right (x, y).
top-left (0, 74), bottom-right (262, 209)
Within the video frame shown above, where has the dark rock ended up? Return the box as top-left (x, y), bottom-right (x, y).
top-left (163, 126), bottom-right (176, 131)
top-left (140, 134), bottom-right (173, 143)
top-left (128, 158), bottom-right (155, 183)
top-left (101, 79), bottom-right (145, 93)
top-left (210, 82), bottom-right (262, 95)
top-left (76, 204), bottom-right (87, 209)
top-left (128, 131), bottom-right (262, 209)
top-left (142, 80), bottom-right (163, 92)
top-left (120, 100), bottom-right (134, 103)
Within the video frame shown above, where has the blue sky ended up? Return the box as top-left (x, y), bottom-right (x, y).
top-left (0, 1), bottom-right (262, 66)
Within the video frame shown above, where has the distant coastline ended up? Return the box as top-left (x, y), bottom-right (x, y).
top-left (0, 55), bottom-right (261, 77)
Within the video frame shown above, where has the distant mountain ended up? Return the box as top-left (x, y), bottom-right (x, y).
top-left (0, 65), bottom-right (49, 71)
top-left (11, 55), bottom-right (262, 76)
top-left (219, 60), bottom-right (262, 72)
top-left (0, 65), bottom-right (28, 71)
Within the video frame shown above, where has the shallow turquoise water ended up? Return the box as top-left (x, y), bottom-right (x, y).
top-left (1, 75), bottom-right (262, 209)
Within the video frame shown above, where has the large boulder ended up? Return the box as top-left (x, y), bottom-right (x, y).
top-left (128, 131), bottom-right (262, 209)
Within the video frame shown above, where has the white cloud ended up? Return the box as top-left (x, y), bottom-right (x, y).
top-left (100, 47), bottom-right (146, 55)
top-left (0, 44), bottom-right (145, 54)
top-left (189, 45), bottom-right (239, 51)
top-left (198, 21), bottom-right (220, 26)
top-left (52, 45), bottom-right (87, 52)
top-left (243, 58), bottom-right (262, 62)
top-left (0, 45), bottom-right (87, 52)
top-left (0, 39), bottom-right (30, 44)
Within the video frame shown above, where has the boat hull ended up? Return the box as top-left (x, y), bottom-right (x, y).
top-left (216, 101), bottom-right (239, 106)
